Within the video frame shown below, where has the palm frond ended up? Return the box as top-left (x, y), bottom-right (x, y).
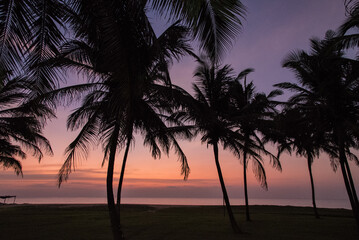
top-left (151, 0), bottom-right (246, 62)
top-left (25, 0), bottom-right (69, 94)
top-left (155, 21), bottom-right (191, 62)
top-left (58, 113), bottom-right (100, 186)
top-left (0, 0), bottom-right (32, 72)
top-left (235, 68), bottom-right (254, 81)
top-left (251, 158), bottom-right (268, 190)
top-left (0, 155), bottom-right (22, 176)
top-left (169, 134), bottom-right (190, 180)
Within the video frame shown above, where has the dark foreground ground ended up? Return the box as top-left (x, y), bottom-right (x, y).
top-left (0, 204), bottom-right (358, 240)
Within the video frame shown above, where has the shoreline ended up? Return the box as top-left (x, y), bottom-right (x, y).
top-left (0, 202), bottom-right (351, 210)
top-left (3, 197), bottom-right (351, 209)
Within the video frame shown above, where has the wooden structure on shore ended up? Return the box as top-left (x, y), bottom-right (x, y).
top-left (0, 195), bottom-right (16, 204)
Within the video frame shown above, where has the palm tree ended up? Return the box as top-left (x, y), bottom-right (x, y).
top-left (171, 55), bottom-right (242, 233)
top-left (114, 21), bottom-right (194, 209)
top-left (274, 108), bottom-right (323, 218)
top-left (278, 31), bottom-right (359, 226)
top-left (229, 70), bottom-right (282, 221)
top-left (0, 70), bottom-right (53, 176)
top-left (52, 3), bottom-right (192, 239)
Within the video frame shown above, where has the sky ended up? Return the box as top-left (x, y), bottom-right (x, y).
top-left (1, 0), bottom-right (359, 206)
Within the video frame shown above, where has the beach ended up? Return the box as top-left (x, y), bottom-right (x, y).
top-left (1, 204), bottom-right (357, 240)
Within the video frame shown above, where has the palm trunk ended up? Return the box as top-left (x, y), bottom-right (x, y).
top-left (344, 158), bottom-right (359, 208)
top-left (339, 143), bottom-right (359, 228)
top-left (243, 149), bottom-right (250, 221)
top-left (107, 123), bottom-right (123, 240)
top-left (213, 142), bottom-right (241, 233)
top-left (116, 136), bottom-right (131, 221)
top-left (307, 156), bottom-right (319, 218)
top-left (340, 156), bottom-right (357, 214)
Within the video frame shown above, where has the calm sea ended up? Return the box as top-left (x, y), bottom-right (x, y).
top-left (13, 197), bottom-right (351, 209)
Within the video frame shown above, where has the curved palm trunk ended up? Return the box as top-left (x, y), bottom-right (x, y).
top-left (243, 149), bottom-right (251, 221)
top-left (340, 156), bottom-right (357, 213)
top-left (116, 136), bottom-right (131, 223)
top-left (344, 158), bottom-right (359, 207)
top-left (339, 142), bottom-right (359, 228)
top-left (213, 143), bottom-right (241, 233)
top-left (307, 156), bottom-right (319, 218)
top-left (107, 123), bottom-right (123, 240)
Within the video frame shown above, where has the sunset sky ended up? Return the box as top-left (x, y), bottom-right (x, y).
top-left (1, 0), bottom-right (358, 206)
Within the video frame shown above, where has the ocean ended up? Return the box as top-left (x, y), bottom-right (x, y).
top-left (13, 197), bottom-right (351, 209)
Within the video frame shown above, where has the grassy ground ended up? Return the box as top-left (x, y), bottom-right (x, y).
top-left (0, 204), bottom-right (358, 240)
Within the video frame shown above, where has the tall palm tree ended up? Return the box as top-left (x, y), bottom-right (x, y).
top-left (278, 31), bottom-right (359, 226)
top-left (114, 21), bottom-right (193, 210)
top-left (51, 3), bottom-right (192, 239)
top-left (171, 55), bottom-right (242, 233)
top-left (0, 70), bottom-right (53, 176)
top-left (274, 107), bottom-right (323, 218)
top-left (229, 70), bottom-right (282, 221)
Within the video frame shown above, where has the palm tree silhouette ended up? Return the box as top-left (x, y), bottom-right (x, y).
top-left (53, 1), bottom-right (246, 239)
top-left (172, 55), bottom-right (242, 233)
top-left (114, 22), bottom-right (194, 211)
top-left (53, 4), bottom-right (192, 239)
top-left (229, 69), bottom-right (282, 221)
top-left (278, 31), bottom-right (359, 226)
top-left (274, 107), bottom-right (323, 218)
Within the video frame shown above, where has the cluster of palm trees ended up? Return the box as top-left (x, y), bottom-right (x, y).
top-left (274, 30), bottom-right (359, 222)
top-left (0, 0), bottom-right (247, 239)
top-left (170, 55), bottom-right (282, 229)
top-left (272, 7), bottom-right (359, 225)
top-left (1, 0), bottom-right (359, 239)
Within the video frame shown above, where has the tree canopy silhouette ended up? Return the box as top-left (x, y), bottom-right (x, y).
top-left (229, 69), bottom-right (282, 221)
top-left (170, 55), bottom-right (244, 233)
top-left (0, 69), bottom-right (53, 176)
top-left (278, 31), bottom-right (359, 226)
